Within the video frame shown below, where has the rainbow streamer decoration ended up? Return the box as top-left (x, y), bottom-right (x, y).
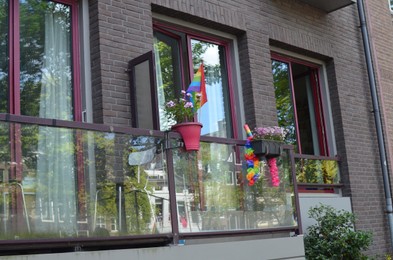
top-left (244, 124), bottom-right (260, 186)
top-left (186, 63), bottom-right (207, 110)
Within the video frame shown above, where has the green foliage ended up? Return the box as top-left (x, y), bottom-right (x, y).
top-left (304, 204), bottom-right (372, 260)
top-left (296, 159), bottom-right (339, 184)
top-left (272, 60), bottom-right (297, 147)
top-left (165, 91), bottom-right (201, 123)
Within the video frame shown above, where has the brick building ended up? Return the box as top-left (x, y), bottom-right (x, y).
top-left (1, 0), bottom-right (393, 259)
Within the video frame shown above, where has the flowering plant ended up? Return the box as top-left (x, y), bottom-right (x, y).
top-left (165, 90), bottom-right (201, 123)
top-left (253, 126), bottom-right (286, 142)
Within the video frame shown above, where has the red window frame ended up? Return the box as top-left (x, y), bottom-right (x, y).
top-left (152, 21), bottom-right (239, 138)
top-left (5, 0), bottom-right (84, 228)
top-left (8, 0), bottom-right (82, 120)
top-left (271, 52), bottom-right (329, 156)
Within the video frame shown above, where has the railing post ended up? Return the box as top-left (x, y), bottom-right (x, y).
top-left (165, 131), bottom-right (180, 244)
top-left (288, 147), bottom-right (302, 234)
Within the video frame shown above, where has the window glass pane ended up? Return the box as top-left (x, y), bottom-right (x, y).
top-left (19, 0), bottom-right (73, 120)
top-left (0, 0), bottom-right (8, 112)
top-left (154, 32), bottom-right (182, 131)
top-left (173, 143), bottom-right (296, 232)
top-left (273, 59), bottom-right (325, 155)
top-left (272, 60), bottom-right (297, 149)
top-left (191, 39), bottom-right (232, 138)
top-left (292, 63), bottom-right (319, 155)
top-left (134, 60), bottom-right (154, 129)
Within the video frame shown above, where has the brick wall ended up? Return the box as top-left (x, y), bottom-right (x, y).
top-left (89, 0), bottom-right (393, 255)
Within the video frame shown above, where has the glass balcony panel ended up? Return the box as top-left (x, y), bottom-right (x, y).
top-left (173, 143), bottom-right (297, 232)
top-left (0, 119), bottom-right (299, 241)
top-left (295, 158), bottom-right (340, 184)
top-left (0, 121), bottom-right (170, 240)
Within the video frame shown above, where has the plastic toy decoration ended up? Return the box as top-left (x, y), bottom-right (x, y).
top-left (244, 124), bottom-right (260, 186)
top-left (268, 157), bottom-right (280, 187)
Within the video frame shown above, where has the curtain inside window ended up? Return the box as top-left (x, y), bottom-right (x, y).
top-left (35, 4), bottom-right (76, 235)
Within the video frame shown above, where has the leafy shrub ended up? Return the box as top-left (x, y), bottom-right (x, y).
top-left (304, 204), bottom-right (372, 260)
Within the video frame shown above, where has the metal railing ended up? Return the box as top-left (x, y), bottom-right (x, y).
top-left (0, 113), bottom-right (342, 253)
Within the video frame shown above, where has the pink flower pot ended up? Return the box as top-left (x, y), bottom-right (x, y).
top-left (171, 122), bottom-right (203, 151)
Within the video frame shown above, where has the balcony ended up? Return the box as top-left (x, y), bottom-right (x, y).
top-left (298, 0), bottom-right (355, 13)
top-left (0, 114), bottom-right (340, 254)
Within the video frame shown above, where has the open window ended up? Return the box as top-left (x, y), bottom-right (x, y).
top-left (272, 52), bottom-right (340, 188)
top-left (128, 21), bottom-right (238, 139)
top-left (272, 53), bottom-right (329, 156)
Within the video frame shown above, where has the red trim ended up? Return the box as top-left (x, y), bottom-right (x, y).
top-left (9, 0), bottom-right (20, 115)
top-left (154, 26), bottom-right (187, 93)
top-left (70, 0), bottom-right (82, 122)
top-left (224, 41), bottom-right (239, 139)
top-left (271, 52), bottom-right (319, 69)
top-left (310, 69), bottom-right (328, 156)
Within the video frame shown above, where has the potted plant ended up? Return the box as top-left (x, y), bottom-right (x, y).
top-left (165, 90), bottom-right (203, 151)
top-left (244, 125), bottom-right (286, 187)
top-left (251, 126), bottom-right (286, 158)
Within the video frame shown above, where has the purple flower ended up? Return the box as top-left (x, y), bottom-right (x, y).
top-left (253, 126), bottom-right (286, 141)
top-left (166, 101), bottom-right (175, 107)
top-left (184, 102), bottom-right (194, 108)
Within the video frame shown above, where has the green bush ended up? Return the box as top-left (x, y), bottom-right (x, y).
top-left (304, 204), bottom-right (372, 260)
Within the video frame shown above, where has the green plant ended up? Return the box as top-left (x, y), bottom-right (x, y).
top-left (304, 204), bottom-right (372, 260)
top-left (165, 90), bottom-right (201, 123)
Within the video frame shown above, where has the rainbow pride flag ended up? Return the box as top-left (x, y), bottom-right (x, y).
top-left (186, 63), bottom-right (207, 110)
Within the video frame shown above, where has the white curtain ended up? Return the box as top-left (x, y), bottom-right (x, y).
top-left (35, 6), bottom-right (76, 235)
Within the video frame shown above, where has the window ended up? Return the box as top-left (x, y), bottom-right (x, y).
top-left (129, 21), bottom-right (237, 138)
top-left (390, 0), bottom-right (393, 12)
top-left (1, 4), bottom-right (81, 146)
top-left (0, 0), bottom-right (83, 238)
top-left (271, 53), bottom-right (329, 156)
top-left (3, 0), bottom-right (81, 120)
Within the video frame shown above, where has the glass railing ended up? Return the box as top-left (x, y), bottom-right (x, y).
top-left (0, 117), bottom-right (298, 243)
top-left (295, 156), bottom-right (340, 184)
top-left (173, 144), bottom-right (296, 233)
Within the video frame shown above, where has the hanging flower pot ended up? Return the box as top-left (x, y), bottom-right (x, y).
top-left (171, 122), bottom-right (203, 151)
top-left (251, 139), bottom-right (283, 158)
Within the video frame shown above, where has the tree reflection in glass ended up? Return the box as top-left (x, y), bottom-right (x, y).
top-left (272, 60), bottom-right (297, 150)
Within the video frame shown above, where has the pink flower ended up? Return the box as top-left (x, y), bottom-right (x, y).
top-left (184, 102), bottom-right (194, 108)
top-left (268, 158), bottom-right (280, 187)
top-left (166, 101), bottom-right (175, 107)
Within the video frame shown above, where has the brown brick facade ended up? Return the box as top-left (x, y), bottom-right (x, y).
top-left (89, 0), bottom-right (393, 255)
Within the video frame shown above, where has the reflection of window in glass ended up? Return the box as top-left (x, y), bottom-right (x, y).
top-left (390, 0), bottom-right (393, 12)
top-left (272, 55), bottom-right (328, 156)
top-left (133, 23), bottom-right (236, 138)
top-left (96, 216), bottom-right (106, 228)
top-left (110, 218), bottom-right (117, 231)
